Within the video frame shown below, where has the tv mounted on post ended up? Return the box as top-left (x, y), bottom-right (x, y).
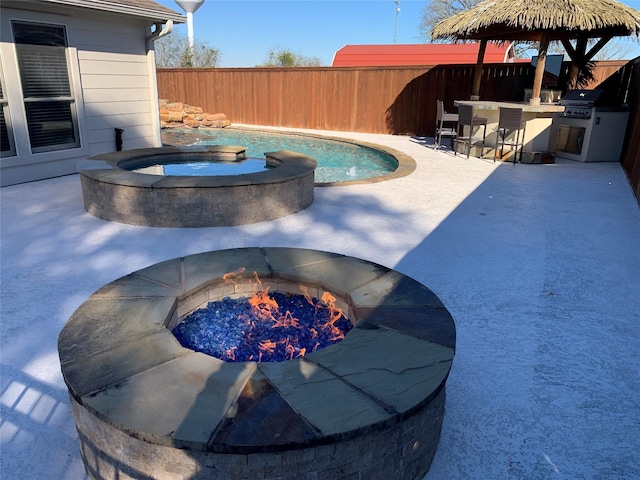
top-left (531, 54), bottom-right (565, 87)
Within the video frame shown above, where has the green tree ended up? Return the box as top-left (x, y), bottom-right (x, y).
top-left (591, 39), bottom-right (639, 60)
top-left (419, 0), bottom-right (537, 58)
top-left (418, 0), bottom-right (479, 42)
top-left (155, 31), bottom-right (220, 68)
top-left (261, 48), bottom-right (322, 67)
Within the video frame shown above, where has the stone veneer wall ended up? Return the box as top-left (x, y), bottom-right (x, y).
top-left (159, 99), bottom-right (231, 129)
top-left (80, 171), bottom-right (315, 228)
top-left (71, 386), bottom-right (446, 480)
top-left (79, 148), bottom-right (316, 227)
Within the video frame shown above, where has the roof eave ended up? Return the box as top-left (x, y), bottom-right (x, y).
top-left (40, 0), bottom-right (186, 24)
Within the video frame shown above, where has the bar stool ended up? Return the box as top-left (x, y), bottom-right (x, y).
top-left (435, 100), bottom-right (458, 149)
top-left (495, 107), bottom-right (526, 164)
top-left (455, 104), bottom-right (487, 158)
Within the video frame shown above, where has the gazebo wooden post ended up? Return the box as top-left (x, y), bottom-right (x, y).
top-left (563, 34), bottom-right (613, 90)
top-left (471, 39), bottom-right (488, 100)
top-left (563, 35), bottom-right (588, 90)
top-left (530, 32), bottom-right (550, 105)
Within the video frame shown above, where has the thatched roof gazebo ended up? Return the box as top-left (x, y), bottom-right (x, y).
top-left (431, 0), bottom-right (640, 104)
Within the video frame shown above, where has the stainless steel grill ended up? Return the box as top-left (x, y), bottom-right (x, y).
top-left (550, 89), bottom-right (630, 162)
top-left (558, 89), bottom-right (604, 119)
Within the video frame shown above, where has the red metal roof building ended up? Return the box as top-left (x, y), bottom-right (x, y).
top-left (332, 43), bottom-right (517, 67)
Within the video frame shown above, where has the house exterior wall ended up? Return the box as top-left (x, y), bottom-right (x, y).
top-left (0, 6), bottom-right (162, 186)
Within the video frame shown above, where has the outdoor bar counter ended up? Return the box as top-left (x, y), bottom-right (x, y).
top-left (454, 100), bottom-right (565, 159)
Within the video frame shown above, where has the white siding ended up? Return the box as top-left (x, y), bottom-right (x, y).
top-left (0, 6), bottom-right (163, 186)
top-left (79, 58), bottom-right (150, 76)
top-left (72, 22), bottom-right (148, 55)
top-left (82, 87), bottom-right (151, 103)
top-left (81, 74), bottom-right (151, 89)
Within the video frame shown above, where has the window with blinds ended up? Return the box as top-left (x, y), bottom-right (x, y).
top-left (12, 21), bottom-right (79, 153)
top-left (0, 74), bottom-right (16, 157)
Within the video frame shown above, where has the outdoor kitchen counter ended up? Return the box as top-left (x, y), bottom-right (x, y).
top-left (454, 100), bottom-right (566, 157)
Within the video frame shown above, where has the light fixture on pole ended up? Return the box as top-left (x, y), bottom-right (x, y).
top-left (174, 0), bottom-right (204, 49)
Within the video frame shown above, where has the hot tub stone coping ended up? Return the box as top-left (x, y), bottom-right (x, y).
top-left (58, 247), bottom-right (455, 454)
top-left (79, 146), bottom-right (316, 227)
top-left (78, 145), bottom-right (317, 188)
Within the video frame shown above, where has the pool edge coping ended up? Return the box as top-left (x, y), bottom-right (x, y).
top-left (78, 145), bottom-right (318, 188)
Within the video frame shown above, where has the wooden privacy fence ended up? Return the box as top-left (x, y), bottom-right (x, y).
top-left (157, 64), bottom-right (534, 136)
top-left (618, 57), bottom-right (640, 205)
top-left (157, 60), bottom-right (639, 203)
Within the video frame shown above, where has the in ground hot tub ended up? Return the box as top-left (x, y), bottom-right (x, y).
top-left (58, 247), bottom-right (456, 480)
top-left (78, 146), bottom-right (316, 228)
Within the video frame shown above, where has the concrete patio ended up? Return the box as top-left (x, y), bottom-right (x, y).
top-left (1, 127), bottom-right (639, 479)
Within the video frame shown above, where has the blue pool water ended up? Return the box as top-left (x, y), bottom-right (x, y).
top-left (161, 128), bottom-right (397, 184)
top-left (131, 157), bottom-right (269, 176)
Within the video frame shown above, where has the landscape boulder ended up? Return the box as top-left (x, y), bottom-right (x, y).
top-left (158, 99), bottom-right (230, 129)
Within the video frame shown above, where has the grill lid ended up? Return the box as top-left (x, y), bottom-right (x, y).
top-left (559, 89), bottom-right (604, 106)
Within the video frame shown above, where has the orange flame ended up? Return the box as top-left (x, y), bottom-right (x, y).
top-left (299, 285), bottom-right (346, 341)
top-left (219, 269), bottom-right (348, 362)
top-left (224, 346), bottom-right (237, 361)
top-left (283, 338), bottom-right (307, 360)
top-left (300, 285), bottom-right (315, 306)
top-left (319, 292), bottom-right (346, 341)
top-left (248, 289), bottom-right (279, 321)
top-left (223, 267), bottom-right (245, 282)
top-left (272, 310), bottom-right (300, 329)
top-left (258, 339), bottom-right (277, 354)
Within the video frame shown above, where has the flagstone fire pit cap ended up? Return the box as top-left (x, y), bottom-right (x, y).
top-left (58, 247), bottom-right (456, 454)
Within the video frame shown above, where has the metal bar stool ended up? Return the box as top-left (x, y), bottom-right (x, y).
top-left (495, 107), bottom-right (526, 164)
top-left (455, 104), bottom-right (487, 158)
top-left (435, 100), bottom-right (458, 149)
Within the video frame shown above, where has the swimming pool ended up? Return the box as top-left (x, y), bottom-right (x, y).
top-left (161, 128), bottom-right (406, 184)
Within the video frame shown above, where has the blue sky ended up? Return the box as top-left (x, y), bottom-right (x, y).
top-left (157, 0), bottom-right (640, 67)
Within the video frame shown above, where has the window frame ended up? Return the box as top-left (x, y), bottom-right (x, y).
top-left (0, 67), bottom-right (16, 158)
top-left (11, 20), bottom-right (81, 154)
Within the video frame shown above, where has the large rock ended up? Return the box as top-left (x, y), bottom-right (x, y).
top-left (158, 99), bottom-right (230, 129)
top-left (160, 111), bottom-right (185, 123)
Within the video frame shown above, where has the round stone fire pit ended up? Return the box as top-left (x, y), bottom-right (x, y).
top-left (58, 248), bottom-right (456, 480)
